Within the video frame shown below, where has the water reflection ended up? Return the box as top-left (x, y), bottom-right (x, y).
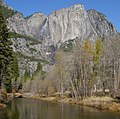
top-left (0, 98), bottom-right (120, 119)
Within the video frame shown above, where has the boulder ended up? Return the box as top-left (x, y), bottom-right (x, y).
top-left (0, 103), bottom-right (6, 109)
top-left (0, 89), bottom-right (7, 103)
top-left (64, 91), bottom-right (72, 98)
top-left (14, 93), bottom-right (23, 98)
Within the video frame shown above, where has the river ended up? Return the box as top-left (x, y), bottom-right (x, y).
top-left (0, 98), bottom-right (120, 119)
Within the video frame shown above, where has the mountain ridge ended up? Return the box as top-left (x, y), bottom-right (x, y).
top-left (1, 1), bottom-right (118, 77)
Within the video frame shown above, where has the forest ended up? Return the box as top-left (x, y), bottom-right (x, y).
top-left (0, 6), bottom-right (19, 93)
top-left (0, 2), bottom-right (120, 101)
top-left (22, 35), bottom-right (120, 99)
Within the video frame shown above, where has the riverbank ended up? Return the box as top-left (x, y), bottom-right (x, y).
top-left (1, 92), bottom-right (120, 111)
top-left (0, 92), bottom-right (14, 110)
top-left (22, 93), bottom-right (120, 112)
top-left (41, 96), bottom-right (120, 112)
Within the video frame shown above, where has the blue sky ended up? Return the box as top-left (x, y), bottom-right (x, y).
top-left (4, 0), bottom-right (120, 31)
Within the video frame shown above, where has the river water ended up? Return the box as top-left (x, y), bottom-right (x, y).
top-left (0, 98), bottom-right (120, 119)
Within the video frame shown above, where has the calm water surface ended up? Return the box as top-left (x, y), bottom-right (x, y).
top-left (0, 98), bottom-right (120, 119)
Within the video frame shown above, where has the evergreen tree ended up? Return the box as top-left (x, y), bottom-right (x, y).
top-left (0, 6), bottom-right (19, 91)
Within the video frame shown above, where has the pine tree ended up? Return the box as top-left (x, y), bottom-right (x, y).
top-left (0, 6), bottom-right (19, 91)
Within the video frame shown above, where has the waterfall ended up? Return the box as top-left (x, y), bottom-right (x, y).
top-left (41, 17), bottom-right (48, 32)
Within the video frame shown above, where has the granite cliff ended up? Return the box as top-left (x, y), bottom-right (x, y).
top-left (1, 0), bottom-right (117, 76)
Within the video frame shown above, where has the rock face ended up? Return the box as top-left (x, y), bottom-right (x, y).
top-left (26, 13), bottom-right (47, 37)
top-left (37, 4), bottom-right (117, 44)
top-left (11, 37), bottom-right (46, 76)
top-left (87, 9), bottom-right (116, 37)
top-left (8, 13), bottom-right (31, 36)
top-left (38, 4), bottom-right (97, 44)
top-left (7, 12), bottom-right (48, 76)
top-left (2, 1), bottom-right (117, 76)
top-left (8, 4), bottom-right (117, 44)
top-left (8, 12), bottom-right (47, 37)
